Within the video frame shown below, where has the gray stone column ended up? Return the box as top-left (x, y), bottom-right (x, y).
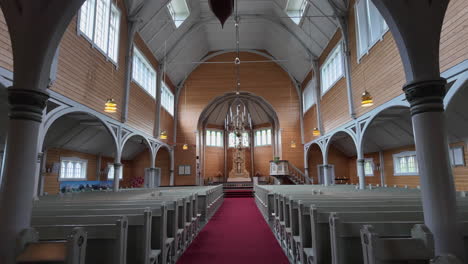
top-left (405, 79), bottom-right (464, 259)
top-left (357, 159), bottom-right (366, 190)
top-left (0, 89), bottom-right (48, 263)
top-left (113, 163), bottom-right (122, 191)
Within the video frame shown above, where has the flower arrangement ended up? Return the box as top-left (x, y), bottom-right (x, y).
top-left (130, 176), bottom-right (144, 188)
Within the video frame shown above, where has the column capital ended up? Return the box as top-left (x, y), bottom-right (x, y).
top-left (357, 159), bottom-right (366, 164)
top-left (403, 78), bottom-right (446, 116)
top-left (114, 163), bottom-right (122, 167)
top-left (8, 88), bottom-right (49, 122)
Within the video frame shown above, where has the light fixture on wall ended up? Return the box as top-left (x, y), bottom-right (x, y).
top-left (104, 99), bottom-right (117, 113)
top-left (290, 140), bottom-right (297, 148)
top-left (160, 130), bottom-right (168, 140)
top-left (182, 143), bottom-right (189, 150)
top-left (361, 91), bottom-right (374, 107)
top-left (313, 128), bottom-right (321, 136)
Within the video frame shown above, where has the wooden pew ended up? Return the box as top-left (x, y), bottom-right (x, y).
top-left (32, 216), bottom-right (127, 264)
top-left (328, 211), bottom-right (468, 264)
top-left (32, 206), bottom-right (169, 264)
top-left (360, 224), bottom-right (434, 264)
top-left (16, 227), bottom-right (87, 264)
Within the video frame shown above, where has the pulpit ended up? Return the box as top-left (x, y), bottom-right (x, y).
top-left (228, 148), bottom-right (250, 182)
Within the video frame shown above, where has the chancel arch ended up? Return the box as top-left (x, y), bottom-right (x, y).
top-left (196, 91), bottom-right (281, 184)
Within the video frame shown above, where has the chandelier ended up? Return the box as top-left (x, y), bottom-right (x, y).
top-left (226, 104), bottom-right (249, 148)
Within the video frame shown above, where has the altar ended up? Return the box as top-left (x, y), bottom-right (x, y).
top-left (228, 148), bottom-right (250, 182)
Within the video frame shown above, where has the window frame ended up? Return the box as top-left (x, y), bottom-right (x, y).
top-left (320, 42), bottom-right (345, 95)
top-left (364, 158), bottom-right (374, 176)
top-left (285, 0), bottom-right (309, 25)
top-left (59, 157), bottom-right (88, 180)
top-left (449, 146), bottom-right (465, 167)
top-left (161, 83), bottom-right (175, 116)
top-left (167, 0), bottom-right (190, 28)
top-left (107, 163), bottom-right (123, 180)
top-left (393, 151), bottom-right (419, 176)
top-left (354, 0), bottom-right (389, 62)
top-left (228, 132), bottom-right (250, 148)
top-left (77, 0), bottom-right (121, 66)
top-left (302, 80), bottom-right (316, 114)
top-left (132, 46), bottom-right (157, 98)
top-left (206, 129), bottom-right (224, 147)
top-left (254, 128), bottom-right (272, 147)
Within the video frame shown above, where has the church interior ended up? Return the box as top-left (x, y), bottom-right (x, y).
top-left (0, 0), bottom-right (467, 263)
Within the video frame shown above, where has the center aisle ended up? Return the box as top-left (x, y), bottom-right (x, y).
top-left (177, 198), bottom-right (289, 264)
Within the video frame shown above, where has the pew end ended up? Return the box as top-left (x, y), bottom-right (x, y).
top-left (360, 224), bottom-right (435, 264)
top-left (16, 227), bottom-right (87, 264)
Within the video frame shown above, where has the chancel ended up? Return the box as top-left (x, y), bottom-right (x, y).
top-left (0, 0), bottom-right (467, 263)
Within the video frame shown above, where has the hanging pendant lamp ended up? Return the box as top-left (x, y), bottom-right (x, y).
top-left (290, 140), bottom-right (297, 149)
top-left (208, 0), bottom-right (234, 28)
top-left (313, 128), bottom-right (321, 136)
top-left (104, 99), bottom-right (117, 113)
top-left (182, 143), bottom-right (189, 150)
top-left (361, 91), bottom-right (374, 107)
top-left (160, 130), bottom-right (168, 140)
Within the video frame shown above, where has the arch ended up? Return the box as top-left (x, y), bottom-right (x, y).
top-left (324, 129), bottom-right (358, 160)
top-left (121, 133), bottom-right (153, 158)
top-left (40, 107), bottom-right (118, 152)
top-left (306, 142), bottom-right (324, 184)
top-left (154, 144), bottom-right (172, 186)
top-left (359, 103), bottom-right (411, 154)
top-left (197, 91), bottom-right (281, 135)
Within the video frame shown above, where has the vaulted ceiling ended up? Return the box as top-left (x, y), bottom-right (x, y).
top-left (126, 0), bottom-right (348, 86)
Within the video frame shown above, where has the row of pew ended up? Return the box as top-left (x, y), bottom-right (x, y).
top-left (254, 184), bottom-right (467, 264)
top-left (16, 185), bottom-right (224, 264)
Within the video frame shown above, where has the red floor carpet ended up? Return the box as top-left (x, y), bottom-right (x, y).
top-left (177, 198), bottom-right (289, 264)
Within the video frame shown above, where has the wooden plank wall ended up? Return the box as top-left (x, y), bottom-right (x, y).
top-left (0, 3), bottom-right (174, 141)
top-left (303, 105), bottom-right (318, 143)
top-left (155, 147), bottom-right (171, 186)
top-left (204, 146), bottom-right (224, 180)
top-left (0, 9), bottom-right (12, 72)
top-left (43, 147), bottom-right (168, 194)
top-left (317, 31), bottom-right (352, 133)
top-left (307, 144), bottom-right (323, 184)
top-left (175, 52), bottom-right (303, 184)
top-left (348, 152), bottom-right (382, 185)
top-left (253, 145), bottom-right (273, 177)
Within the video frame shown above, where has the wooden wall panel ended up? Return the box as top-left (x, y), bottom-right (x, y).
top-left (328, 146), bottom-right (350, 181)
top-left (51, 0), bottom-right (128, 121)
top-left (307, 145), bottom-right (323, 184)
top-left (128, 83), bottom-right (156, 135)
top-left (156, 148), bottom-right (171, 186)
top-left (440, 0), bottom-right (468, 72)
top-left (381, 143), bottom-right (468, 191)
top-left (160, 108), bottom-right (174, 144)
top-left (318, 31), bottom-right (352, 133)
top-left (348, 152), bottom-right (382, 185)
top-left (0, 9), bottom-right (12, 72)
top-left (347, 0), bottom-right (406, 118)
top-left (205, 146), bottom-right (225, 180)
top-left (303, 106), bottom-right (318, 143)
top-left (175, 52), bottom-right (303, 184)
top-left (44, 148), bottom-right (102, 195)
top-left (254, 145), bottom-right (273, 177)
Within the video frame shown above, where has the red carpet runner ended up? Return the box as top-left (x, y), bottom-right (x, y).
top-left (177, 198), bottom-right (289, 264)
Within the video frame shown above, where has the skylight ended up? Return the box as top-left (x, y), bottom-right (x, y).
top-left (167, 0), bottom-right (190, 28)
top-left (286, 0), bottom-right (308, 24)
